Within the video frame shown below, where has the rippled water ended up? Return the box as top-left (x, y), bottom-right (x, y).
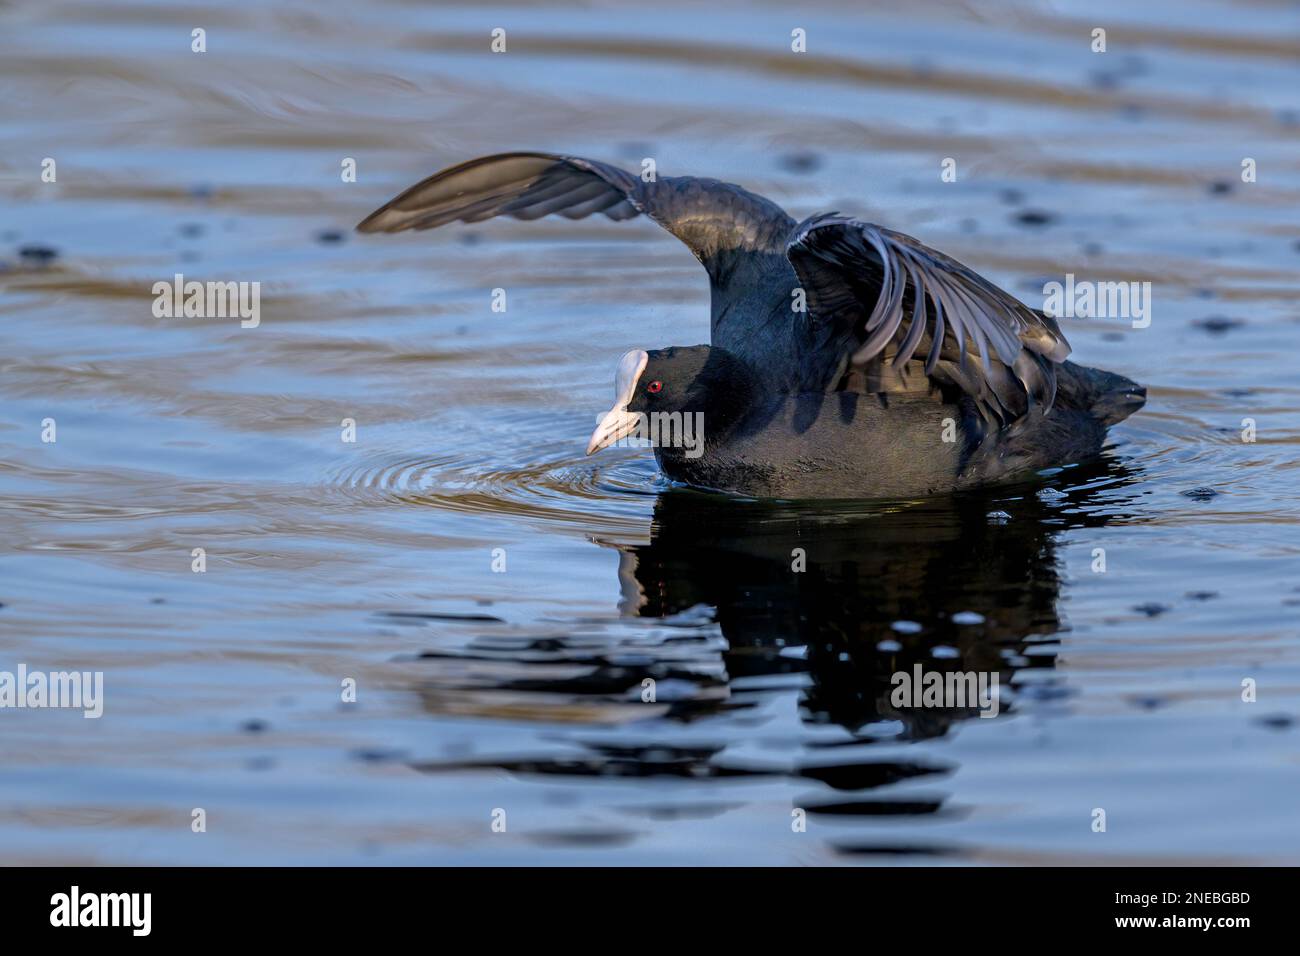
top-left (3, 0), bottom-right (1299, 864)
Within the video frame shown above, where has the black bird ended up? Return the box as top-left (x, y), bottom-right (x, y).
top-left (358, 152), bottom-right (1145, 499)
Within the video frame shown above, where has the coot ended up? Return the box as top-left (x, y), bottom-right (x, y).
top-left (358, 152), bottom-right (1145, 498)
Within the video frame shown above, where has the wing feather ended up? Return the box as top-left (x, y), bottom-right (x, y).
top-left (788, 215), bottom-right (1071, 422)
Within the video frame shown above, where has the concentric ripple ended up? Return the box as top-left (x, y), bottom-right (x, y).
top-left (325, 443), bottom-right (666, 538)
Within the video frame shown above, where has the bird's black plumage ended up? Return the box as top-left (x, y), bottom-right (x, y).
top-left (358, 152), bottom-right (1145, 499)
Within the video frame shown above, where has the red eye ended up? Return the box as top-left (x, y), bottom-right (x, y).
top-left (646, 380), bottom-right (663, 394)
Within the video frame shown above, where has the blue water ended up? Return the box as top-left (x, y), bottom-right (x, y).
top-left (2, 0), bottom-right (1299, 864)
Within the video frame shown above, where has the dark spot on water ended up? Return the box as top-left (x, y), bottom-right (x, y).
top-left (998, 188), bottom-right (1024, 206)
top-left (797, 760), bottom-right (948, 791)
top-left (178, 222), bottom-right (204, 239)
top-left (1182, 487), bottom-right (1219, 501)
top-left (315, 229), bottom-right (345, 244)
top-left (380, 610), bottom-right (506, 623)
top-left (240, 719), bottom-right (269, 734)
top-left (1254, 713), bottom-right (1294, 731)
top-left (352, 747), bottom-right (407, 763)
top-left (1194, 315), bottom-right (1244, 334)
top-left (245, 756), bottom-right (275, 771)
top-left (1013, 209), bottom-right (1055, 228)
top-left (1129, 694), bottom-right (1167, 710)
top-left (526, 829), bottom-right (639, 848)
top-left (1185, 591), bottom-right (1218, 601)
top-left (1082, 241), bottom-right (1103, 257)
top-left (777, 150), bottom-right (822, 174)
top-left (833, 843), bottom-right (955, 858)
top-left (189, 183), bottom-right (214, 201)
top-left (1133, 602), bottom-right (1170, 618)
top-left (805, 798), bottom-right (948, 816)
top-left (1101, 332), bottom-right (1125, 342)
top-left (459, 233), bottom-right (481, 246)
top-left (19, 245), bottom-right (59, 264)
top-left (1208, 180), bottom-right (1233, 195)
top-left (150, 597), bottom-right (165, 604)
top-left (1222, 388), bottom-right (1253, 398)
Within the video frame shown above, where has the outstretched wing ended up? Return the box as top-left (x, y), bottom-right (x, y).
top-left (357, 152), bottom-right (795, 342)
top-left (787, 214), bottom-right (1070, 424)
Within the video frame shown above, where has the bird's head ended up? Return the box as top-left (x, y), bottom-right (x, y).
top-left (585, 345), bottom-right (749, 456)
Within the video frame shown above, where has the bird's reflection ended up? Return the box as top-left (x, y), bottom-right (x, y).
top-left (619, 460), bottom-right (1135, 739)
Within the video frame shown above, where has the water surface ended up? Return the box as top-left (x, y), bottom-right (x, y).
top-left (2, 0), bottom-right (1299, 864)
